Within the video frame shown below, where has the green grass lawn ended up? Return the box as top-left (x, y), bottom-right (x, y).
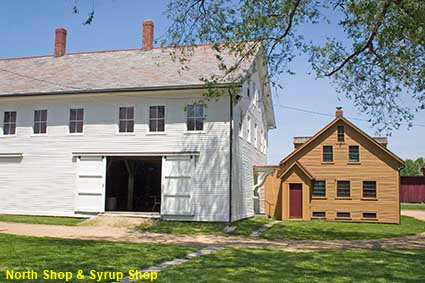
top-left (156, 248), bottom-right (425, 283)
top-left (0, 234), bottom-right (196, 283)
top-left (401, 203), bottom-right (425, 211)
top-left (137, 217), bottom-right (272, 237)
top-left (262, 216), bottom-right (425, 241)
top-left (0, 214), bottom-right (86, 226)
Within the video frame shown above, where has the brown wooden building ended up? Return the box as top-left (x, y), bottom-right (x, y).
top-left (264, 108), bottom-right (404, 224)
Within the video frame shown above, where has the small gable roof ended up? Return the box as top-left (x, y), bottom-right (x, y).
top-left (280, 161), bottom-right (314, 180)
top-left (278, 116), bottom-right (404, 177)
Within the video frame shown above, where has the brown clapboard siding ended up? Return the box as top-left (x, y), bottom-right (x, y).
top-left (264, 116), bottom-right (403, 224)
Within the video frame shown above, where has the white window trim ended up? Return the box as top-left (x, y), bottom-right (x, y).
top-left (31, 109), bottom-right (48, 137)
top-left (116, 105), bottom-right (136, 135)
top-left (1, 109), bottom-right (18, 137)
top-left (147, 104), bottom-right (167, 135)
top-left (185, 104), bottom-right (206, 133)
top-left (67, 106), bottom-right (85, 136)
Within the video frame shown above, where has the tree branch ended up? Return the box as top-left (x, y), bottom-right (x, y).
top-left (325, 0), bottom-right (391, 76)
top-left (267, 0), bottom-right (302, 57)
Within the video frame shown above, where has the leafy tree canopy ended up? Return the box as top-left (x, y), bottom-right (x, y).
top-left (163, 0), bottom-right (425, 133)
top-left (400, 157), bottom-right (425, 176)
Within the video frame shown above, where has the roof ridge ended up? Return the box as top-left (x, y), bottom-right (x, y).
top-left (0, 43), bottom-right (216, 62)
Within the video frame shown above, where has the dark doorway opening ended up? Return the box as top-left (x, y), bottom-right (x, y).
top-left (105, 156), bottom-right (162, 212)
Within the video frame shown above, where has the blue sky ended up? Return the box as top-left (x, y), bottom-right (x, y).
top-left (1, 0), bottom-right (423, 163)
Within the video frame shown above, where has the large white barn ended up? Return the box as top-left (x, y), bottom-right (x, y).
top-left (0, 20), bottom-right (275, 222)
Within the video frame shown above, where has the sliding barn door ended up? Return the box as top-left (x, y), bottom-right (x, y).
top-left (161, 156), bottom-right (194, 216)
top-left (75, 156), bottom-right (106, 213)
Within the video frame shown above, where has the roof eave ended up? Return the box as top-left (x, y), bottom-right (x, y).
top-left (0, 83), bottom-right (242, 98)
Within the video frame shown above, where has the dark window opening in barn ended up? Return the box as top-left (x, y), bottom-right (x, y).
top-left (105, 156), bottom-right (162, 212)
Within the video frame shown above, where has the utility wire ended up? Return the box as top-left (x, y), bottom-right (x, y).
top-left (277, 104), bottom-right (425, 128)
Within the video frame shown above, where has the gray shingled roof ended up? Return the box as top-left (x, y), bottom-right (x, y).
top-left (0, 45), bottom-right (251, 96)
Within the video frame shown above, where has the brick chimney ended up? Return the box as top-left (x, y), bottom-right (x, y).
top-left (422, 166), bottom-right (425, 176)
top-left (336, 107), bottom-right (343, 118)
top-left (54, 28), bottom-right (67, 57)
top-left (142, 20), bottom-right (154, 50)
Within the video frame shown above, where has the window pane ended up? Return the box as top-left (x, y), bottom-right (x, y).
top-left (149, 120), bottom-right (157, 132)
top-left (41, 122), bottom-right (47, 134)
top-left (194, 105), bottom-right (203, 117)
top-left (70, 109), bottom-right (76, 120)
top-left (195, 118), bottom-right (204, 131)
top-left (34, 110), bottom-right (41, 121)
top-left (34, 123), bottom-right (40, 134)
top-left (9, 124), bottom-right (16, 135)
top-left (323, 146), bottom-right (333, 162)
top-left (10, 111), bottom-right (16, 122)
top-left (41, 110), bottom-right (47, 121)
top-left (77, 109), bottom-right (84, 121)
top-left (312, 181), bottom-right (326, 197)
top-left (363, 181), bottom-right (376, 198)
top-left (337, 212), bottom-right (351, 218)
top-left (4, 112), bottom-right (10, 122)
top-left (76, 122), bottom-right (84, 133)
top-left (187, 118), bottom-right (195, 131)
top-left (349, 146), bottom-right (359, 162)
top-left (119, 107), bottom-right (127, 119)
top-left (3, 124), bottom-right (10, 135)
top-left (337, 181), bottom-right (350, 197)
top-left (69, 121), bottom-right (76, 133)
top-left (157, 119), bottom-right (165, 132)
top-left (119, 121), bottom-right (126, 132)
top-left (337, 125), bottom-right (344, 142)
top-left (158, 106), bottom-right (165, 118)
top-left (127, 121), bottom-right (134, 133)
top-left (363, 212), bottom-right (377, 219)
top-left (127, 107), bottom-right (134, 119)
top-left (187, 105), bottom-right (195, 117)
top-left (150, 106), bottom-right (157, 119)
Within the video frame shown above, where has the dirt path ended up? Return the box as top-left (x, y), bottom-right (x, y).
top-left (1, 219), bottom-right (425, 252)
top-left (401, 210), bottom-right (425, 221)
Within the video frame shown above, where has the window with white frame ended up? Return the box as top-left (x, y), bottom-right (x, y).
top-left (119, 106), bottom-right (135, 133)
top-left (187, 104), bottom-right (204, 131)
top-left (3, 111), bottom-right (17, 135)
top-left (149, 105), bottom-right (165, 132)
top-left (247, 116), bottom-right (251, 142)
top-left (254, 123), bottom-right (258, 148)
top-left (69, 108), bottom-right (84, 134)
top-left (33, 110), bottom-right (47, 134)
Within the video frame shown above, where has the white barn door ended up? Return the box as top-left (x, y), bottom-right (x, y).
top-left (161, 156), bottom-right (194, 216)
top-left (75, 156), bottom-right (106, 213)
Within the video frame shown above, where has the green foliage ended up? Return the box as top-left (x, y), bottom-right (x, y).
top-left (0, 214), bottom-right (85, 226)
top-left (165, 0), bottom-right (425, 133)
top-left (158, 249), bottom-right (425, 283)
top-left (262, 216), bottom-right (425, 240)
top-left (401, 203), bottom-right (425, 211)
top-left (0, 234), bottom-right (195, 283)
top-left (401, 157), bottom-right (425, 176)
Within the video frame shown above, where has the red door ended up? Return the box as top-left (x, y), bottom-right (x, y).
top-left (289, 183), bottom-right (303, 219)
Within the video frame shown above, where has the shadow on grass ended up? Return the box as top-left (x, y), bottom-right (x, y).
top-left (262, 216), bottom-right (425, 241)
top-left (0, 234), bottom-right (195, 283)
top-left (157, 248), bottom-right (425, 283)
